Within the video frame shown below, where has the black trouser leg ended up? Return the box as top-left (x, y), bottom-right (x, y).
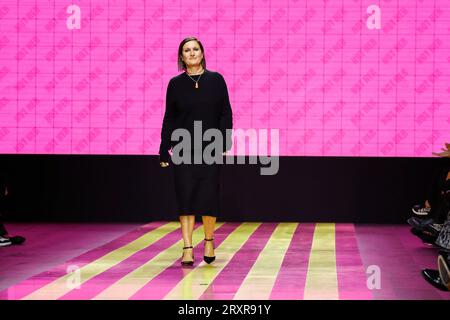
top-left (0, 221), bottom-right (7, 237)
top-left (427, 164), bottom-right (450, 224)
top-left (0, 199), bottom-right (8, 236)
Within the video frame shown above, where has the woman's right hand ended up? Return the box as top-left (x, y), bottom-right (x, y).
top-left (160, 162), bottom-right (169, 168)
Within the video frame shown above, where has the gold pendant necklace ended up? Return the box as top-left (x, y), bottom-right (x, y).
top-left (187, 70), bottom-right (204, 89)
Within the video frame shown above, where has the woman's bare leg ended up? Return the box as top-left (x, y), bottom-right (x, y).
top-left (202, 215), bottom-right (216, 257)
top-left (179, 215), bottom-right (195, 262)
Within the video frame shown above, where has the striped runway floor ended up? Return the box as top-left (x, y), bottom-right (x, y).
top-left (0, 222), bottom-right (449, 300)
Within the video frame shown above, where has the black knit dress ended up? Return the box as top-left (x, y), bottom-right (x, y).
top-left (159, 69), bottom-right (233, 217)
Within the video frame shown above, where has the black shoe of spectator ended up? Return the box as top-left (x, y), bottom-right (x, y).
top-left (410, 227), bottom-right (438, 245)
top-left (9, 235), bottom-right (25, 245)
top-left (424, 223), bottom-right (443, 234)
top-left (407, 217), bottom-right (442, 233)
top-left (0, 236), bottom-right (12, 247)
top-left (412, 204), bottom-right (432, 217)
top-left (421, 269), bottom-right (449, 291)
top-left (407, 217), bottom-right (433, 230)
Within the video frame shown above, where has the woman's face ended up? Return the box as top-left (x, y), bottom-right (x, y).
top-left (181, 40), bottom-right (203, 68)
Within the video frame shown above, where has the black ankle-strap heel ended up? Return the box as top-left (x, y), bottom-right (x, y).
top-left (203, 238), bottom-right (216, 264)
top-left (181, 246), bottom-right (194, 266)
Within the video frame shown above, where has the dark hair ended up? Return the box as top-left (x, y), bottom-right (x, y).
top-left (177, 37), bottom-right (206, 72)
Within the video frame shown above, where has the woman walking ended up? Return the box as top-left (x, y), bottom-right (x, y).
top-left (159, 37), bottom-right (233, 266)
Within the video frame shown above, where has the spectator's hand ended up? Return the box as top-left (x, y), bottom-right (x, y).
top-left (432, 143), bottom-right (450, 158)
top-left (433, 150), bottom-right (450, 158)
top-left (160, 162), bottom-right (169, 168)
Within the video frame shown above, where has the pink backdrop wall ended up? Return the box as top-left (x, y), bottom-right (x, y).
top-left (0, 0), bottom-right (448, 156)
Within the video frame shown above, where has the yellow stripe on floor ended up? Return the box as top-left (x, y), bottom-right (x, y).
top-left (233, 223), bottom-right (297, 300)
top-left (303, 223), bottom-right (338, 300)
top-left (164, 222), bottom-right (261, 300)
top-left (93, 223), bottom-right (224, 300)
top-left (22, 222), bottom-right (180, 300)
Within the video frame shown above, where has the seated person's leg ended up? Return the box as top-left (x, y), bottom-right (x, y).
top-left (0, 221), bottom-right (12, 246)
top-left (426, 168), bottom-right (450, 224)
top-left (0, 213), bottom-right (26, 245)
top-left (0, 221), bottom-right (7, 237)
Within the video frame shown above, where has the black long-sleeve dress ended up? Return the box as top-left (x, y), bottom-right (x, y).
top-left (159, 69), bottom-right (233, 217)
